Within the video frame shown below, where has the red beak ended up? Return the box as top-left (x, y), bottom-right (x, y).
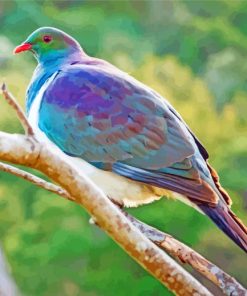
top-left (14, 43), bottom-right (32, 54)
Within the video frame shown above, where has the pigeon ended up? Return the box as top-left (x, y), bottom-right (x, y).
top-left (14, 27), bottom-right (247, 253)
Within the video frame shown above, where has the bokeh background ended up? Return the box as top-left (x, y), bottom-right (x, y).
top-left (0, 0), bottom-right (247, 295)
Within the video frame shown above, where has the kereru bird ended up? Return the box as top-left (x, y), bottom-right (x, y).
top-left (14, 27), bottom-right (247, 253)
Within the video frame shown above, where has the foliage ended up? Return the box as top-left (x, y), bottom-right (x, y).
top-left (0, 1), bottom-right (246, 295)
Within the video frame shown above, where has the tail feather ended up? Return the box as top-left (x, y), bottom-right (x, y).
top-left (199, 202), bottom-right (247, 253)
top-left (112, 162), bottom-right (247, 252)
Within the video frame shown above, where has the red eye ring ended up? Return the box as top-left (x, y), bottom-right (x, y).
top-left (43, 35), bottom-right (52, 43)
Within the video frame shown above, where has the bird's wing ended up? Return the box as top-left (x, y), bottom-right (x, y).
top-left (38, 63), bottom-right (217, 205)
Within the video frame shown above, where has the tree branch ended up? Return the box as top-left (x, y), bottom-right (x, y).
top-left (0, 82), bottom-right (212, 296)
top-left (122, 212), bottom-right (247, 296)
top-left (1, 83), bottom-right (245, 295)
top-left (1, 160), bottom-right (245, 296)
top-left (0, 132), bottom-right (212, 295)
top-left (1, 83), bottom-right (34, 136)
top-left (0, 162), bottom-right (73, 201)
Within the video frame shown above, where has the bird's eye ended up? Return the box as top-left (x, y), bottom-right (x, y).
top-left (43, 35), bottom-right (52, 43)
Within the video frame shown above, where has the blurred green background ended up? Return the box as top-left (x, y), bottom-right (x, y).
top-left (0, 0), bottom-right (247, 295)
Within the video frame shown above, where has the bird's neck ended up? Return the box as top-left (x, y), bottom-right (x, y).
top-left (38, 50), bottom-right (86, 69)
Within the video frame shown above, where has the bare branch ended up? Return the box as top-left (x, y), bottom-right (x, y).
top-left (1, 153), bottom-right (246, 296)
top-left (0, 162), bottom-right (73, 201)
top-left (123, 212), bottom-right (247, 296)
top-left (1, 83), bottom-right (34, 136)
top-left (0, 131), bottom-right (212, 295)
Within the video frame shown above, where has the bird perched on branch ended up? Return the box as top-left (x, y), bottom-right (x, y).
top-left (14, 27), bottom-right (247, 253)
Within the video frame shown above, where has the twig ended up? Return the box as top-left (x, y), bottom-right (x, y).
top-left (0, 157), bottom-right (246, 295)
top-left (1, 83), bottom-right (34, 136)
top-left (0, 162), bottom-right (74, 201)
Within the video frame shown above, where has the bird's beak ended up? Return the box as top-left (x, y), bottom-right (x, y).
top-left (13, 43), bottom-right (32, 54)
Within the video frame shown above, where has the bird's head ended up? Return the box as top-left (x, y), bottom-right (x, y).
top-left (14, 27), bottom-right (84, 65)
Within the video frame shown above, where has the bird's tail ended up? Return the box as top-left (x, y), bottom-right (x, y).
top-left (199, 202), bottom-right (247, 253)
top-left (112, 162), bottom-right (247, 252)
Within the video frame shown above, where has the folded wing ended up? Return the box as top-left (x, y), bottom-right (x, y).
top-left (39, 64), bottom-right (196, 168)
top-left (39, 63), bottom-right (217, 205)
